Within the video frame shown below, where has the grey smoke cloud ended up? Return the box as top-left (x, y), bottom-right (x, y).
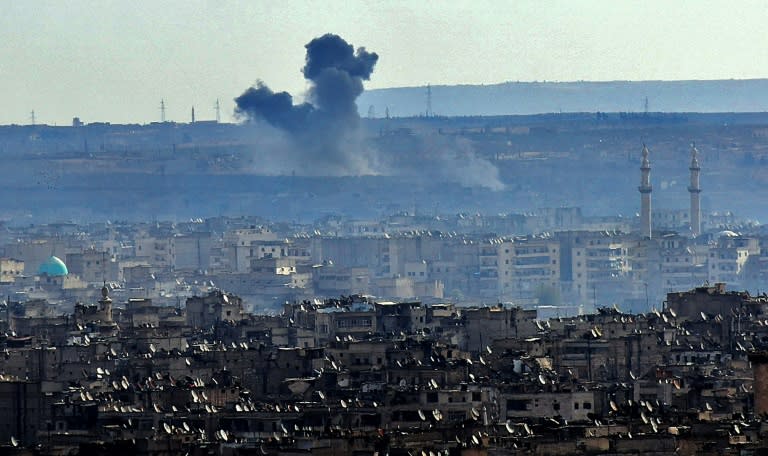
top-left (235, 34), bottom-right (378, 175)
top-left (235, 33), bottom-right (504, 190)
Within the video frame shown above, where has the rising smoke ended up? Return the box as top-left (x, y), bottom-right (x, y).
top-left (235, 33), bottom-right (504, 190)
top-left (235, 34), bottom-right (378, 175)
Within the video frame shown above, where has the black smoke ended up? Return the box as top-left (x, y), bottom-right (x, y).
top-left (235, 34), bottom-right (378, 175)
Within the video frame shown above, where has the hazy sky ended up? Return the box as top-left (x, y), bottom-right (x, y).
top-left (2, 0), bottom-right (768, 125)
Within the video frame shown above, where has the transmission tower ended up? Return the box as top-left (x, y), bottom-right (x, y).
top-left (426, 84), bottom-right (433, 117)
top-left (215, 99), bottom-right (221, 123)
top-left (30, 110), bottom-right (36, 126)
top-left (160, 100), bottom-right (166, 122)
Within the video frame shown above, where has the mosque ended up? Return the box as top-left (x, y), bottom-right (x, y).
top-left (38, 255), bottom-right (69, 277)
top-left (637, 144), bottom-right (702, 238)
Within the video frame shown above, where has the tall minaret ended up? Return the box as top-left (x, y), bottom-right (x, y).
top-left (688, 143), bottom-right (701, 237)
top-left (639, 145), bottom-right (652, 239)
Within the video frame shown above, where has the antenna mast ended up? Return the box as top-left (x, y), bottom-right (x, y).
top-left (426, 84), bottom-right (433, 117)
top-left (160, 100), bottom-right (166, 122)
top-left (30, 110), bottom-right (36, 126)
top-left (215, 99), bottom-right (221, 123)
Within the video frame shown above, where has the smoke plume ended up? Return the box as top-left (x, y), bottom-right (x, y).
top-left (235, 34), bottom-right (378, 175)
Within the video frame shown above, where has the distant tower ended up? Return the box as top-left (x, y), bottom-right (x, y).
top-left (638, 145), bottom-right (652, 239)
top-left (215, 99), bottom-right (221, 123)
top-left (98, 282), bottom-right (113, 323)
top-left (191, 106), bottom-right (196, 124)
top-left (688, 143), bottom-right (702, 237)
top-left (426, 84), bottom-right (433, 117)
top-left (30, 110), bottom-right (36, 126)
top-left (160, 100), bottom-right (166, 122)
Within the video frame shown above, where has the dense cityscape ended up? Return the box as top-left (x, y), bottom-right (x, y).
top-left (2, 125), bottom-right (768, 454)
top-left (5, 6), bottom-right (768, 454)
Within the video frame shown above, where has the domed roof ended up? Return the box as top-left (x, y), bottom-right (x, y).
top-left (38, 255), bottom-right (68, 276)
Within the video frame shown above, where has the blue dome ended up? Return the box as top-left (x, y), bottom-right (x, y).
top-left (38, 256), bottom-right (68, 276)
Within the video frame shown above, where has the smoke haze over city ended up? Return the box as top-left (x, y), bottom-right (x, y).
top-left (4, 3), bottom-right (768, 456)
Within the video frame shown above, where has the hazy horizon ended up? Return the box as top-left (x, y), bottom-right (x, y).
top-left (3, 0), bottom-right (768, 125)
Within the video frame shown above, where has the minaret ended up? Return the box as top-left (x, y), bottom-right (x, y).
top-left (639, 145), bottom-right (652, 239)
top-left (688, 144), bottom-right (701, 237)
top-left (98, 282), bottom-right (113, 323)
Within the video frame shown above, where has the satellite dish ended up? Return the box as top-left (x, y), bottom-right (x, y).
top-left (340, 399), bottom-right (348, 409)
top-left (505, 421), bottom-right (515, 434)
top-left (10, 436), bottom-right (18, 447)
top-left (610, 400), bottom-right (618, 412)
top-left (163, 423), bottom-right (172, 434)
top-left (418, 409), bottom-right (426, 421)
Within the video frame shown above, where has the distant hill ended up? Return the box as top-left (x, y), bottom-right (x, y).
top-left (358, 79), bottom-right (768, 117)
